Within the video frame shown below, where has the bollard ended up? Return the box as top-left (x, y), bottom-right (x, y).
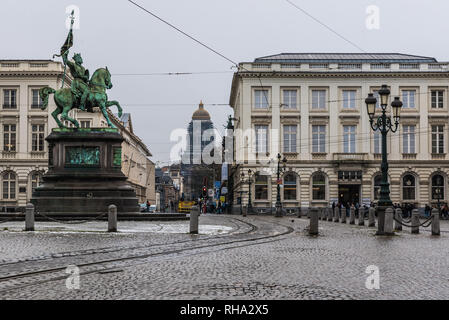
top-left (25, 203), bottom-right (35, 231)
top-left (108, 204), bottom-right (117, 232)
top-left (394, 208), bottom-right (402, 231)
top-left (309, 208), bottom-right (319, 236)
top-left (384, 207), bottom-right (394, 235)
top-left (368, 207), bottom-right (376, 227)
top-left (358, 207), bottom-right (365, 226)
top-left (341, 208), bottom-right (347, 224)
top-left (190, 205), bottom-right (199, 234)
top-left (411, 209), bottom-right (420, 234)
top-left (431, 208), bottom-right (440, 236)
top-left (333, 207), bottom-right (340, 223)
top-left (349, 206), bottom-right (355, 225)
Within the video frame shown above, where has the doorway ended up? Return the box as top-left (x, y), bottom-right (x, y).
top-left (338, 184), bottom-right (360, 205)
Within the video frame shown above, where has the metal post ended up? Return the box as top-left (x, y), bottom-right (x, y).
top-left (25, 203), bottom-right (35, 231)
top-left (394, 208), bottom-right (402, 231)
top-left (358, 207), bottom-right (365, 226)
top-left (411, 209), bottom-right (420, 234)
top-left (309, 208), bottom-right (319, 236)
top-left (431, 208), bottom-right (440, 236)
top-left (368, 207), bottom-right (376, 227)
top-left (108, 204), bottom-right (117, 232)
top-left (384, 207), bottom-right (394, 235)
top-left (349, 206), bottom-right (355, 225)
top-left (190, 205), bottom-right (199, 234)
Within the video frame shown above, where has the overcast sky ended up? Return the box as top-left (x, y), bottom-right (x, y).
top-left (2, 0), bottom-right (449, 165)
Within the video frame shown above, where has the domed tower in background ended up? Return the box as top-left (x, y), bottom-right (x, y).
top-left (181, 101), bottom-right (216, 201)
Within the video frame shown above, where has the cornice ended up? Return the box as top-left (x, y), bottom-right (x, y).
top-left (237, 71), bottom-right (449, 79)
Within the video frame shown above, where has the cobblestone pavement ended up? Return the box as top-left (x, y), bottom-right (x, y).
top-left (0, 214), bottom-right (449, 300)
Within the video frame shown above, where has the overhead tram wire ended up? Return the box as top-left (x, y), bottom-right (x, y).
top-left (126, 0), bottom-right (270, 111)
top-left (285, 0), bottom-right (366, 53)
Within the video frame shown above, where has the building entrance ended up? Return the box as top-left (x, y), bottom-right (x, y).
top-left (338, 185), bottom-right (360, 205)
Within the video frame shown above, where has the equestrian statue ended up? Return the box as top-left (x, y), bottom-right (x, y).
top-left (39, 11), bottom-right (122, 129)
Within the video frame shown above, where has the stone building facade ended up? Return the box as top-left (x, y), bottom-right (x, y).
top-left (0, 60), bottom-right (154, 211)
top-left (229, 53), bottom-right (449, 213)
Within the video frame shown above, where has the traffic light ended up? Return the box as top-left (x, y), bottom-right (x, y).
top-left (202, 186), bottom-right (207, 197)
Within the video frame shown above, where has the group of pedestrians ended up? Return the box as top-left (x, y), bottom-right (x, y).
top-left (332, 201), bottom-right (363, 218)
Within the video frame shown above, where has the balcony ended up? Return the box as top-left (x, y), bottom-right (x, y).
top-left (333, 153), bottom-right (367, 162)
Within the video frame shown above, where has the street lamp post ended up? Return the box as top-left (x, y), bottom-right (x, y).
top-left (365, 85), bottom-right (403, 235)
top-left (275, 153), bottom-right (288, 217)
top-left (241, 169), bottom-right (255, 215)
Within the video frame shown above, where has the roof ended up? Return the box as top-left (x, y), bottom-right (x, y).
top-left (254, 53), bottom-right (438, 64)
top-left (192, 101), bottom-right (211, 120)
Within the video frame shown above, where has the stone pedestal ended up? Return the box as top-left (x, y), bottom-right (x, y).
top-left (31, 128), bottom-right (139, 216)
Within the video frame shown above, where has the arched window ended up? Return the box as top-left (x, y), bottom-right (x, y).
top-left (402, 174), bottom-right (416, 200)
top-left (431, 174), bottom-right (445, 200)
top-left (312, 173), bottom-right (326, 200)
top-left (30, 171), bottom-right (43, 193)
top-left (2, 171), bottom-right (16, 199)
top-left (373, 175), bottom-right (382, 200)
top-left (284, 173), bottom-right (296, 200)
top-left (255, 174), bottom-right (268, 200)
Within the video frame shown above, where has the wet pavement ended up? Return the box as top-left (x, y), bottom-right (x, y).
top-left (0, 214), bottom-right (448, 299)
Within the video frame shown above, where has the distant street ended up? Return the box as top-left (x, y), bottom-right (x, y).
top-left (0, 215), bottom-right (448, 299)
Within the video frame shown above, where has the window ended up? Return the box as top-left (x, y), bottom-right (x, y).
top-left (373, 175), bottom-right (382, 200)
top-left (373, 131), bottom-right (381, 154)
top-left (254, 90), bottom-right (269, 109)
top-left (283, 125), bottom-right (297, 153)
top-left (282, 90), bottom-right (297, 109)
top-left (432, 125), bottom-right (444, 154)
top-left (403, 174), bottom-right (416, 200)
top-left (312, 173), bottom-right (326, 200)
top-left (2, 171), bottom-right (16, 199)
top-left (283, 173), bottom-right (296, 200)
top-left (31, 172), bottom-right (42, 193)
top-left (31, 124), bottom-right (45, 152)
top-left (312, 125), bottom-right (326, 153)
top-left (255, 175), bottom-right (268, 200)
top-left (80, 120), bottom-right (91, 128)
top-left (255, 125), bottom-right (268, 154)
top-left (311, 90), bottom-right (326, 109)
top-left (31, 89), bottom-right (43, 108)
top-left (3, 89), bottom-right (17, 109)
top-left (343, 125), bottom-right (356, 153)
top-left (431, 90), bottom-right (444, 109)
top-left (432, 174), bottom-right (445, 200)
top-left (402, 90), bottom-right (416, 109)
top-left (342, 90), bottom-right (356, 109)
top-left (372, 90), bottom-right (381, 109)
top-left (3, 124), bottom-right (16, 152)
top-left (402, 125), bottom-right (415, 153)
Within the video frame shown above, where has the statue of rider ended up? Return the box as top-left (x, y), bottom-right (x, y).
top-left (62, 52), bottom-right (90, 111)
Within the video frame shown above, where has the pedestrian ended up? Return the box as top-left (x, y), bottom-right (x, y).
top-left (146, 200), bottom-right (151, 212)
top-left (355, 202), bottom-right (359, 218)
top-left (425, 204), bottom-right (431, 217)
top-left (346, 202), bottom-right (350, 217)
